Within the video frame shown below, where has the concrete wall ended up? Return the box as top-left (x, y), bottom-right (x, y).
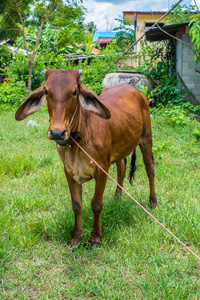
top-left (176, 27), bottom-right (200, 104)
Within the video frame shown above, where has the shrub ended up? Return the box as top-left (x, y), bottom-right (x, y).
top-left (7, 53), bottom-right (46, 91)
top-left (136, 40), bottom-right (188, 105)
top-left (163, 105), bottom-right (189, 126)
top-left (0, 80), bottom-right (29, 107)
top-left (192, 128), bottom-right (200, 140)
top-left (78, 47), bottom-right (118, 95)
top-left (6, 48), bottom-right (118, 94)
top-left (139, 85), bottom-right (148, 98)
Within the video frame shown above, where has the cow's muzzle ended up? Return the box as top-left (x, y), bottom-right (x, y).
top-left (50, 129), bottom-right (66, 141)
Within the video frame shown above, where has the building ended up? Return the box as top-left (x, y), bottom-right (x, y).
top-left (92, 32), bottom-right (118, 48)
top-left (146, 22), bottom-right (200, 104)
top-left (123, 11), bottom-right (167, 52)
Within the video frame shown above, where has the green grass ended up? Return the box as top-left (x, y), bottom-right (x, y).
top-left (0, 106), bottom-right (200, 299)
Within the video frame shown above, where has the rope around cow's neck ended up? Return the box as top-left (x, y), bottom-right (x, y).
top-left (48, 99), bottom-right (79, 133)
top-left (70, 135), bottom-right (200, 262)
top-left (64, 99), bottom-right (79, 132)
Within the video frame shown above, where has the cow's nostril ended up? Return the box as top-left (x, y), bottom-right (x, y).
top-left (50, 130), bottom-right (65, 140)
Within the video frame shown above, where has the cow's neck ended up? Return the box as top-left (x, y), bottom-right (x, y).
top-left (57, 107), bottom-right (96, 184)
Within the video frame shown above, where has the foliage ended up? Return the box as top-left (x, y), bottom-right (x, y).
top-left (181, 101), bottom-right (200, 115)
top-left (152, 103), bottom-right (200, 146)
top-left (137, 41), bottom-right (176, 81)
top-left (192, 128), bottom-right (200, 140)
top-left (113, 18), bottom-right (135, 51)
top-left (2, 43), bottom-right (119, 96)
top-left (0, 0), bottom-right (31, 40)
top-left (150, 74), bottom-right (187, 105)
top-left (189, 13), bottom-right (200, 63)
top-left (5, 52), bottom-right (45, 90)
top-left (165, 4), bottom-right (196, 25)
top-left (0, 45), bottom-right (12, 68)
top-left (136, 39), bottom-right (187, 105)
top-left (162, 105), bottom-right (189, 126)
top-left (84, 21), bottom-right (97, 34)
top-left (166, 3), bottom-right (200, 63)
top-left (0, 80), bottom-right (29, 106)
top-left (0, 107), bottom-right (200, 298)
top-left (138, 85), bottom-right (148, 98)
top-left (80, 45), bottom-right (119, 94)
top-left (0, 0), bottom-right (86, 90)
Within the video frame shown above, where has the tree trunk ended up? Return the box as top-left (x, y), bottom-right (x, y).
top-left (28, 61), bottom-right (33, 91)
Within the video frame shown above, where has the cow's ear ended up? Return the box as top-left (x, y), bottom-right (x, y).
top-left (15, 86), bottom-right (47, 121)
top-left (78, 82), bottom-right (111, 119)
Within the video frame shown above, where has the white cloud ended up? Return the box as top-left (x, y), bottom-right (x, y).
top-left (191, 0), bottom-right (200, 8)
top-left (82, 0), bottom-right (195, 32)
top-left (82, 0), bottom-right (120, 31)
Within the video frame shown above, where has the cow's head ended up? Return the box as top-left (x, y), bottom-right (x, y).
top-left (15, 69), bottom-right (111, 141)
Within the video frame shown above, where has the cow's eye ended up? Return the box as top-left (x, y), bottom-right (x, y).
top-left (73, 90), bottom-right (77, 96)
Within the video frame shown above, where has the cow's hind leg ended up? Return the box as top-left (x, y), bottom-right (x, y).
top-left (115, 158), bottom-right (127, 197)
top-left (139, 141), bottom-right (157, 208)
top-left (90, 170), bottom-right (108, 247)
top-left (64, 168), bottom-right (83, 247)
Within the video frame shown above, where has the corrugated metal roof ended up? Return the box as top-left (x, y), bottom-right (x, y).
top-left (123, 11), bottom-right (167, 14)
top-left (92, 31), bottom-right (117, 42)
top-left (97, 38), bottom-right (113, 44)
top-left (145, 22), bottom-right (190, 41)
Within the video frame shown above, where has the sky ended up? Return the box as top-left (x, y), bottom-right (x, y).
top-left (82, 0), bottom-right (200, 31)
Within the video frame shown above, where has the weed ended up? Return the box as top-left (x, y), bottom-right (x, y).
top-left (139, 84), bottom-right (149, 97)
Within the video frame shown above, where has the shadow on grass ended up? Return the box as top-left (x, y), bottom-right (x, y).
top-left (29, 189), bottom-right (151, 250)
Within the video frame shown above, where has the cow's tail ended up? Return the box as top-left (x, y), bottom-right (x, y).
top-left (129, 149), bottom-right (136, 185)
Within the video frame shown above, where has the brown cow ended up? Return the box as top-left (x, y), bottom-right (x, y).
top-left (15, 69), bottom-right (157, 248)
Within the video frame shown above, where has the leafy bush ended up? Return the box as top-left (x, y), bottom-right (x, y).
top-left (139, 85), bottom-right (148, 97)
top-left (165, 4), bottom-right (196, 25)
top-left (151, 103), bottom-right (200, 146)
top-left (163, 105), bottom-right (189, 126)
top-left (150, 74), bottom-right (187, 105)
top-left (79, 46), bottom-right (118, 94)
top-left (6, 45), bottom-right (119, 95)
top-left (0, 80), bottom-right (29, 107)
top-left (7, 53), bottom-right (47, 90)
top-left (136, 40), bottom-right (188, 105)
top-left (189, 12), bottom-right (200, 63)
top-left (192, 128), bottom-right (200, 141)
top-left (181, 102), bottom-right (200, 115)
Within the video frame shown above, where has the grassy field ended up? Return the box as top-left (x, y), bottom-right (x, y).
top-left (0, 105), bottom-right (200, 299)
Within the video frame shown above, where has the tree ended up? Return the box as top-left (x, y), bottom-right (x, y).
top-left (113, 18), bottom-right (135, 51)
top-left (0, 0), bottom-right (85, 90)
top-left (165, 4), bottom-right (200, 65)
top-left (85, 21), bottom-right (97, 34)
top-left (165, 4), bottom-right (196, 25)
top-left (189, 13), bottom-right (200, 64)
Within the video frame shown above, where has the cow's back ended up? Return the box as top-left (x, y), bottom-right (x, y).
top-left (98, 84), bottom-right (148, 162)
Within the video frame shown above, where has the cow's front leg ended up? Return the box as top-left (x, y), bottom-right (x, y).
top-left (90, 170), bottom-right (108, 247)
top-left (64, 168), bottom-right (83, 246)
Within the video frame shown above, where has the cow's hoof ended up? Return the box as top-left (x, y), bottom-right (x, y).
top-left (67, 240), bottom-right (80, 252)
top-left (87, 241), bottom-right (101, 250)
top-left (67, 247), bottom-right (74, 253)
top-left (149, 198), bottom-right (157, 209)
